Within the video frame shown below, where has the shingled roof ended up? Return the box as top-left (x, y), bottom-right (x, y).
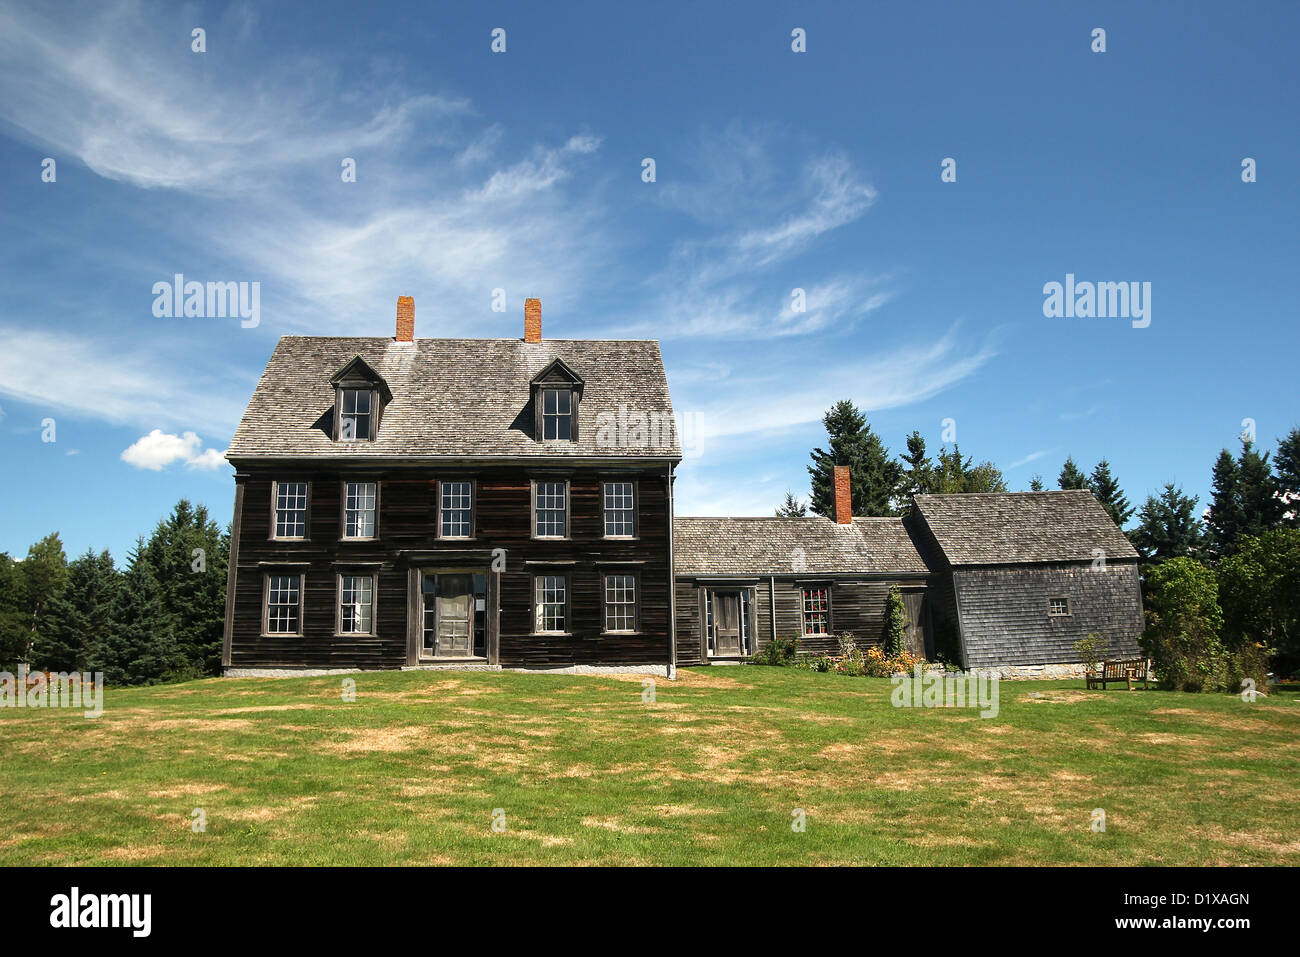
top-left (227, 337), bottom-right (679, 460)
top-left (673, 516), bottom-right (932, 577)
top-left (912, 490), bottom-right (1138, 566)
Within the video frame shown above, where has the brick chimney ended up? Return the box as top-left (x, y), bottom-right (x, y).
top-left (524, 298), bottom-right (542, 342)
top-left (833, 465), bottom-right (852, 524)
top-left (396, 296), bottom-right (414, 341)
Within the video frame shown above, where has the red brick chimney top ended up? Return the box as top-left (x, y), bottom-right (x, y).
top-left (396, 296), bottom-right (414, 342)
top-left (834, 465), bottom-right (852, 524)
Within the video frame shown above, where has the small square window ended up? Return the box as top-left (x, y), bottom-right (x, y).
top-left (1049, 597), bottom-right (1070, 617)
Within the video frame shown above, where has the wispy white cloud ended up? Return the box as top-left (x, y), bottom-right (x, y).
top-left (1008, 448), bottom-right (1056, 470)
top-left (120, 429), bottom-right (227, 471)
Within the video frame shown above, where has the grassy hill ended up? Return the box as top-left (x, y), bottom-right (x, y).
top-left (3, 667), bottom-right (1297, 865)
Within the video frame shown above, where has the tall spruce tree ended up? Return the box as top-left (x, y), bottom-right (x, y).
top-left (1276, 426), bottom-right (1300, 526)
top-left (1029, 475), bottom-right (1046, 492)
top-left (143, 500), bottom-right (229, 677)
top-left (1208, 439), bottom-right (1284, 559)
top-left (775, 491), bottom-right (807, 517)
top-left (102, 540), bottom-right (178, 685)
top-left (1089, 459), bottom-right (1134, 528)
top-left (807, 400), bottom-right (901, 517)
top-left (1129, 483), bottom-right (1205, 565)
top-left (899, 431), bottom-right (934, 500)
top-left (0, 553), bottom-right (28, 666)
top-left (1058, 457), bottom-right (1089, 490)
top-left (1206, 448), bottom-right (1244, 558)
top-left (33, 549), bottom-right (118, 673)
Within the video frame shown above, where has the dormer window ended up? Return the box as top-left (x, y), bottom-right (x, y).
top-left (541, 388), bottom-right (573, 440)
top-left (339, 389), bottom-right (373, 441)
top-left (530, 358), bottom-right (583, 443)
top-left (328, 355), bottom-right (391, 443)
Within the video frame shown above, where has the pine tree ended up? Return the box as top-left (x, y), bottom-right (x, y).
top-left (774, 491), bottom-right (807, 517)
top-left (1206, 448), bottom-right (1243, 558)
top-left (1089, 459), bottom-right (1134, 528)
top-left (1275, 426), bottom-right (1300, 526)
top-left (13, 533), bottom-right (68, 664)
top-left (1029, 475), bottom-right (1045, 492)
top-left (32, 549), bottom-right (118, 673)
top-left (807, 400), bottom-right (901, 517)
top-left (1129, 483), bottom-right (1205, 564)
top-left (144, 500), bottom-right (230, 677)
top-left (899, 431), bottom-right (934, 499)
top-left (1237, 440), bottom-right (1283, 538)
top-left (0, 553), bottom-right (28, 666)
top-left (1058, 457), bottom-right (1088, 490)
top-left (102, 541), bottom-right (178, 685)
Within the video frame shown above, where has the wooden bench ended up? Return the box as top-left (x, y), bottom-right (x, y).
top-left (1086, 658), bottom-right (1150, 690)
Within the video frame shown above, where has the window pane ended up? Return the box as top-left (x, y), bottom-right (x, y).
top-left (535, 575), bottom-right (566, 632)
top-left (604, 574), bottom-right (636, 632)
top-left (603, 481), bottom-right (635, 536)
top-left (341, 389), bottom-right (372, 440)
top-left (440, 481), bottom-right (472, 537)
top-left (340, 575), bottom-right (374, 634)
top-left (267, 575), bottom-right (300, 634)
top-left (344, 481), bottom-right (376, 538)
top-left (535, 481), bottom-right (567, 537)
top-left (275, 482), bottom-right (308, 538)
top-left (541, 389), bottom-right (573, 440)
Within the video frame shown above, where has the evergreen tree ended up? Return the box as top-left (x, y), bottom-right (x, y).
top-left (12, 533), bottom-right (68, 664)
top-left (1029, 475), bottom-right (1045, 492)
top-left (1206, 448), bottom-right (1244, 558)
top-left (1129, 483), bottom-right (1205, 564)
top-left (0, 553), bottom-right (28, 666)
top-left (1276, 426), bottom-right (1300, 526)
top-left (807, 400), bottom-right (901, 517)
top-left (1089, 459), bottom-right (1134, 528)
top-left (143, 500), bottom-right (230, 677)
top-left (899, 431), bottom-right (934, 500)
top-left (1208, 439), bottom-right (1284, 559)
top-left (102, 541), bottom-right (178, 685)
top-left (774, 491), bottom-right (807, 517)
top-left (1057, 457), bottom-right (1088, 490)
top-left (32, 549), bottom-right (118, 673)
top-left (1237, 440), bottom-right (1283, 537)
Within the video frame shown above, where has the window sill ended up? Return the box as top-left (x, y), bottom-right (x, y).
top-left (334, 633), bottom-right (378, 639)
top-left (260, 633), bottom-right (304, 639)
top-left (529, 632), bottom-right (571, 638)
top-left (270, 537), bottom-right (310, 543)
top-left (339, 537), bottom-right (378, 543)
top-left (600, 630), bottom-right (642, 637)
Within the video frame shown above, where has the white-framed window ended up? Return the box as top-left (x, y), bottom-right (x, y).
top-left (603, 573), bottom-right (637, 633)
top-left (440, 481), bottom-right (473, 538)
top-left (534, 480), bottom-right (567, 538)
top-left (541, 388), bottom-right (573, 440)
top-left (1049, 596), bottom-right (1071, 617)
top-left (265, 573), bottom-right (303, 635)
top-left (740, 589), bottom-right (752, 654)
top-left (802, 586), bottom-right (829, 635)
top-left (343, 481), bottom-right (377, 539)
top-left (534, 574), bottom-right (568, 633)
top-left (338, 573), bottom-right (375, 635)
top-left (339, 388), bottom-right (373, 441)
top-left (273, 481), bottom-right (308, 539)
top-left (603, 481), bottom-right (636, 537)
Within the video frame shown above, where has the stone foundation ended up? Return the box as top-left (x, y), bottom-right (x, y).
top-left (976, 662), bottom-right (1091, 680)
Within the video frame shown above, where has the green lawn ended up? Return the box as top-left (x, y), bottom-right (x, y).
top-left (3, 667), bottom-right (1297, 865)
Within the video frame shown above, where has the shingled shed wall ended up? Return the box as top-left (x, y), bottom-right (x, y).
top-left (952, 561), bottom-right (1144, 669)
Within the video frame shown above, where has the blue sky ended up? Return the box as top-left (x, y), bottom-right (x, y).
top-left (0, 0), bottom-right (1296, 563)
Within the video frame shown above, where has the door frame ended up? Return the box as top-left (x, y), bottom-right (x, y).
top-left (699, 583), bottom-right (757, 661)
top-left (406, 563), bottom-right (499, 665)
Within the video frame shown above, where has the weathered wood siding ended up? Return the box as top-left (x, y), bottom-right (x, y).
top-left (675, 576), bottom-right (931, 663)
top-left (228, 465), bottom-right (672, 670)
top-left (951, 561), bottom-right (1143, 669)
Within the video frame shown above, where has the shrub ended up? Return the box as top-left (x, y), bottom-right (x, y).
top-left (1073, 632), bottom-right (1109, 673)
top-left (1141, 557), bottom-right (1228, 692)
top-left (861, 645), bottom-right (922, 677)
top-left (803, 654), bottom-right (833, 673)
top-left (750, 636), bottom-right (799, 666)
top-left (884, 586), bottom-right (907, 656)
top-left (1218, 528), bottom-right (1300, 678)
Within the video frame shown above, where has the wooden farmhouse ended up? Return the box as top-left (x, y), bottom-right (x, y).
top-left (223, 297), bottom-right (1143, 678)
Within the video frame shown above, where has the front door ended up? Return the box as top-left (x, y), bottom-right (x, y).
top-left (422, 572), bottom-right (473, 658)
top-left (713, 591), bottom-right (743, 657)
